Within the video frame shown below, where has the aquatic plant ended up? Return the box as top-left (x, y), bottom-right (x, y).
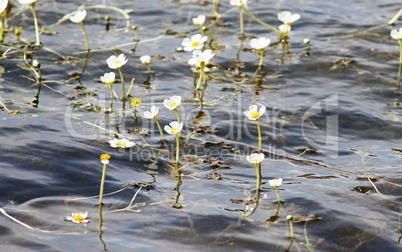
top-left (144, 105), bottom-right (164, 142)
top-left (106, 53), bottom-right (128, 102)
top-left (140, 55), bottom-right (152, 75)
top-left (244, 105), bottom-right (266, 153)
top-left (18, 0), bottom-right (40, 45)
top-left (65, 211), bottom-right (89, 224)
top-left (100, 72), bottom-right (116, 106)
top-left (182, 34), bottom-right (208, 52)
top-left (99, 153), bottom-right (110, 208)
top-left (108, 138), bottom-right (136, 148)
top-left (269, 178), bottom-right (283, 216)
top-left (230, 0), bottom-right (248, 37)
top-left (69, 10), bottom-right (90, 51)
top-left (163, 95), bottom-right (182, 122)
top-left (188, 49), bottom-right (215, 90)
top-left (249, 37), bottom-right (271, 72)
top-left (164, 121), bottom-right (184, 166)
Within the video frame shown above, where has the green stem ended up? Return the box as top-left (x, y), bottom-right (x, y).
top-left (258, 49), bottom-right (265, 72)
top-left (397, 40), bottom-right (402, 86)
top-left (0, 17), bottom-right (4, 45)
top-left (127, 78), bottom-right (135, 99)
top-left (285, 216), bottom-right (295, 251)
top-left (146, 65), bottom-right (151, 75)
top-left (118, 68), bottom-right (127, 101)
top-left (239, 7), bottom-right (244, 37)
top-left (257, 119), bottom-right (262, 153)
top-left (80, 22), bottom-right (90, 52)
top-left (154, 118), bottom-right (165, 142)
top-left (175, 135), bottom-right (180, 167)
top-left (30, 4), bottom-right (40, 45)
top-left (109, 85), bottom-right (114, 107)
top-left (195, 67), bottom-right (204, 90)
top-left (99, 163), bottom-right (108, 206)
top-left (274, 187), bottom-right (281, 215)
top-left (243, 6), bottom-right (281, 34)
top-left (174, 108), bottom-right (181, 123)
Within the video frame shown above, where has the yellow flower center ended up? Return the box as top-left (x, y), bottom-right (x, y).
top-left (171, 127), bottom-right (178, 134)
top-left (100, 153), bottom-right (110, 162)
top-left (116, 141), bottom-right (127, 148)
top-left (115, 60), bottom-right (121, 65)
top-left (169, 102), bottom-right (177, 109)
top-left (191, 41), bottom-right (199, 48)
top-left (74, 214), bottom-right (85, 223)
top-left (131, 98), bottom-right (142, 107)
top-left (251, 111), bottom-right (260, 119)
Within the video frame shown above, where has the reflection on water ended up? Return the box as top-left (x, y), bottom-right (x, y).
top-left (0, 0), bottom-right (402, 251)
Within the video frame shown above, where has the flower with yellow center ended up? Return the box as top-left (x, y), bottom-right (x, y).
top-left (164, 121), bottom-right (183, 135)
top-left (131, 98), bottom-right (142, 108)
top-left (69, 10), bottom-right (86, 24)
top-left (163, 95), bottom-right (182, 110)
top-left (143, 105), bottom-right (159, 119)
top-left (391, 28), bottom-right (402, 40)
top-left (181, 34), bottom-right (208, 52)
top-left (192, 15), bottom-right (206, 27)
top-left (140, 55), bottom-right (151, 66)
top-left (66, 212), bottom-right (89, 224)
top-left (106, 53), bottom-right (128, 69)
top-left (100, 153), bottom-right (110, 164)
top-left (100, 72), bottom-right (116, 86)
top-left (188, 49), bottom-right (215, 70)
top-left (249, 37), bottom-right (271, 50)
top-left (244, 105), bottom-right (266, 120)
top-left (278, 11), bottom-right (300, 26)
top-left (269, 178), bottom-right (283, 189)
top-left (278, 24), bottom-right (291, 36)
top-left (108, 138), bottom-right (136, 148)
top-left (246, 153), bottom-right (265, 165)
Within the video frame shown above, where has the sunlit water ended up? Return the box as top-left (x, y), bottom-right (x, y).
top-left (0, 0), bottom-right (402, 251)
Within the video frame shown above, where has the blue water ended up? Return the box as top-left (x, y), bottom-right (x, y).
top-left (0, 0), bottom-right (402, 251)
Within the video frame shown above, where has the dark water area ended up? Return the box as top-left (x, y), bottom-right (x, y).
top-left (1, 0), bottom-right (402, 251)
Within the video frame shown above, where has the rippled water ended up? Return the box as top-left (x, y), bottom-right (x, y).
top-left (1, 0), bottom-right (402, 251)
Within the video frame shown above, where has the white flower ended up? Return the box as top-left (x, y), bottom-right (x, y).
top-left (100, 153), bottom-right (110, 165)
top-left (181, 34), bottom-right (208, 52)
top-left (164, 121), bottom-right (183, 135)
top-left (188, 49), bottom-right (215, 69)
top-left (66, 212), bottom-right (89, 224)
top-left (246, 153), bottom-right (265, 165)
top-left (279, 24), bottom-right (291, 34)
top-left (106, 54), bottom-right (128, 69)
top-left (244, 105), bottom-right (266, 120)
top-left (391, 28), bottom-right (402, 40)
top-left (230, 0), bottom-right (248, 7)
top-left (192, 15), bottom-right (206, 26)
top-left (249, 37), bottom-right (271, 50)
top-left (278, 11), bottom-right (300, 26)
top-left (108, 138), bottom-right (136, 148)
top-left (32, 60), bottom-right (40, 68)
top-left (303, 38), bottom-right (310, 45)
top-left (69, 10), bottom-right (86, 24)
top-left (18, 0), bottom-right (36, 5)
top-left (163, 95), bottom-right (182, 110)
top-left (0, 0), bottom-right (8, 13)
top-left (143, 105), bottom-right (159, 119)
top-left (140, 55), bottom-right (151, 65)
top-left (100, 72), bottom-right (116, 86)
top-left (269, 178), bottom-right (283, 188)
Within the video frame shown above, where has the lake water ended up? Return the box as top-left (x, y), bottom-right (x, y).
top-left (1, 0), bottom-right (402, 251)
